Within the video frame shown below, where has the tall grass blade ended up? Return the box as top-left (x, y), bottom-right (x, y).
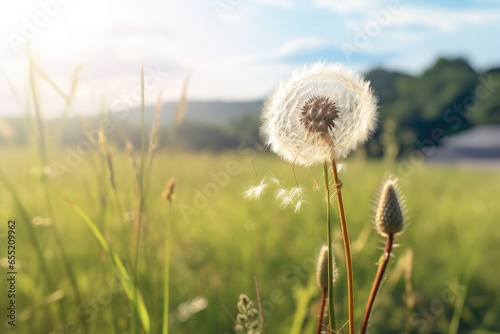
top-left (67, 199), bottom-right (151, 334)
top-left (0, 168), bottom-right (63, 324)
top-left (289, 277), bottom-right (318, 334)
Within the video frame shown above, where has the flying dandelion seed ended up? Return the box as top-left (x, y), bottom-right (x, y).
top-left (260, 62), bottom-right (378, 166)
top-left (274, 186), bottom-right (304, 209)
top-left (294, 200), bottom-right (303, 213)
top-left (243, 179), bottom-right (268, 201)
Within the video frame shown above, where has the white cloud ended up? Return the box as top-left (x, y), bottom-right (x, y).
top-left (272, 37), bottom-right (325, 58)
top-left (391, 6), bottom-right (500, 33)
top-left (313, 0), bottom-right (378, 13)
top-left (256, 0), bottom-right (293, 8)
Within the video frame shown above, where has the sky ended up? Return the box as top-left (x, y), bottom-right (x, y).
top-left (0, 0), bottom-right (499, 117)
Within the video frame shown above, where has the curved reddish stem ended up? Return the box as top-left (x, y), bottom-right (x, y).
top-left (360, 234), bottom-right (394, 334)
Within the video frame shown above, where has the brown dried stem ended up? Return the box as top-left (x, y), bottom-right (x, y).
top-left (359, 234), bottom-right (394, 334)
top-left (316, 287), bottom-right (328, 334)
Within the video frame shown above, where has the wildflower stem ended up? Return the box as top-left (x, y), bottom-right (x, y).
top-left (359, 234), bottom-right (394, 334)
top-left (316, 287), bottom-right (328, 334)
top-left (330, 158), bottom-right (355, 334)
top-left (323, 162), bottom-right (336, 333)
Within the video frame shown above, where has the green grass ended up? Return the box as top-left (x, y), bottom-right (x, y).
top-left (1, 145), bottom-right (500, 334)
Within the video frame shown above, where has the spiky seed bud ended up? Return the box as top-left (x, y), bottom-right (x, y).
top-left (316, 245), bottom-right (337, 289)
top-left (374, 177), bottom-right (405, 236)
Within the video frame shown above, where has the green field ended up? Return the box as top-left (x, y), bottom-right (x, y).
top-left (1, 144), bottom-right (500, 334)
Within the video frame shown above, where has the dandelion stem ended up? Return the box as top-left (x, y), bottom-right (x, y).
top-left (330, 158), bottom-right (354, 334)
top-left (316, 287), bottom-right (328, 334)
top-left (323, 162), bottom-right (336, 333)
top-left (360, 234), bottom-right (394, 334)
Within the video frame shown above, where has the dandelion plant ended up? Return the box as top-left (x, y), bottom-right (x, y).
top-left (259, 62), bottom-right (378, 334)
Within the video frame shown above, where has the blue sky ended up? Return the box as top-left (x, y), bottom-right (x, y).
top-left (0, 0), bottom-right (499, 117)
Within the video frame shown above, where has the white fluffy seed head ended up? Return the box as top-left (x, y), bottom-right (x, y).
top-left (261, 62), bottom-right (378, 166)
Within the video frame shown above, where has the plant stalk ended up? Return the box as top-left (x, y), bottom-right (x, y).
top-left (360, 234), bottom-right (394, 334)
top-left (323, 163), bottom-right (336, 333)
top-left (330, 159), bottom-right (355, 334)
top-left (316, 287), bottom-right (328, 334)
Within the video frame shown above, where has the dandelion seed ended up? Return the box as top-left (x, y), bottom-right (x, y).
top-left (260, 62), bottom-right (378, 166)
top-left (275, 188), bottom-right (294, 209)
top-left (336, 163), bottom-right (348, 173)
top-left (243, 179), bottom-right (268, 201)
top-left (294, 200), bottom-right (303, 213)
top-left (264, 175), bottom-right (281, 185)
top-left (274, 186), bottom-right (304, 209)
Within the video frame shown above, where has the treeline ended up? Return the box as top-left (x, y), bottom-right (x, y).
top-left (366, 57), bottom-right (500, 157)
top-left (1, 57), bottom-right (499, 157)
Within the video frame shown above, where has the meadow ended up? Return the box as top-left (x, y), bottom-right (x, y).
top-left (1, 142), bottom-right (499, 334)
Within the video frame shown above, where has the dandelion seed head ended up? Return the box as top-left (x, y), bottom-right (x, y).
top-left (261, 62), bottom-right (378, 166)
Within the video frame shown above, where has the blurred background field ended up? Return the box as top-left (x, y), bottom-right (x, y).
top-left (1, 140), bottom-right (500, 333)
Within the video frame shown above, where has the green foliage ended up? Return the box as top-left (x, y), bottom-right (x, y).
top-left (469, 70), bottom-right (500, 125)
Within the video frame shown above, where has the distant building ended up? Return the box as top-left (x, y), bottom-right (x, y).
top-left (426, 125), bottom-right (500, 164)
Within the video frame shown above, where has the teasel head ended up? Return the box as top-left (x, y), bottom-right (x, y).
top-left (374, 176), bottom-right (407, 237)
top-left (260, 62), bottom-right (378, 167)
top-left (316, 245), bottom-right (338, 290)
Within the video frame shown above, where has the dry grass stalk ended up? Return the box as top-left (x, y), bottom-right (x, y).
top-left (175, 73), bottom-right (191, 126)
